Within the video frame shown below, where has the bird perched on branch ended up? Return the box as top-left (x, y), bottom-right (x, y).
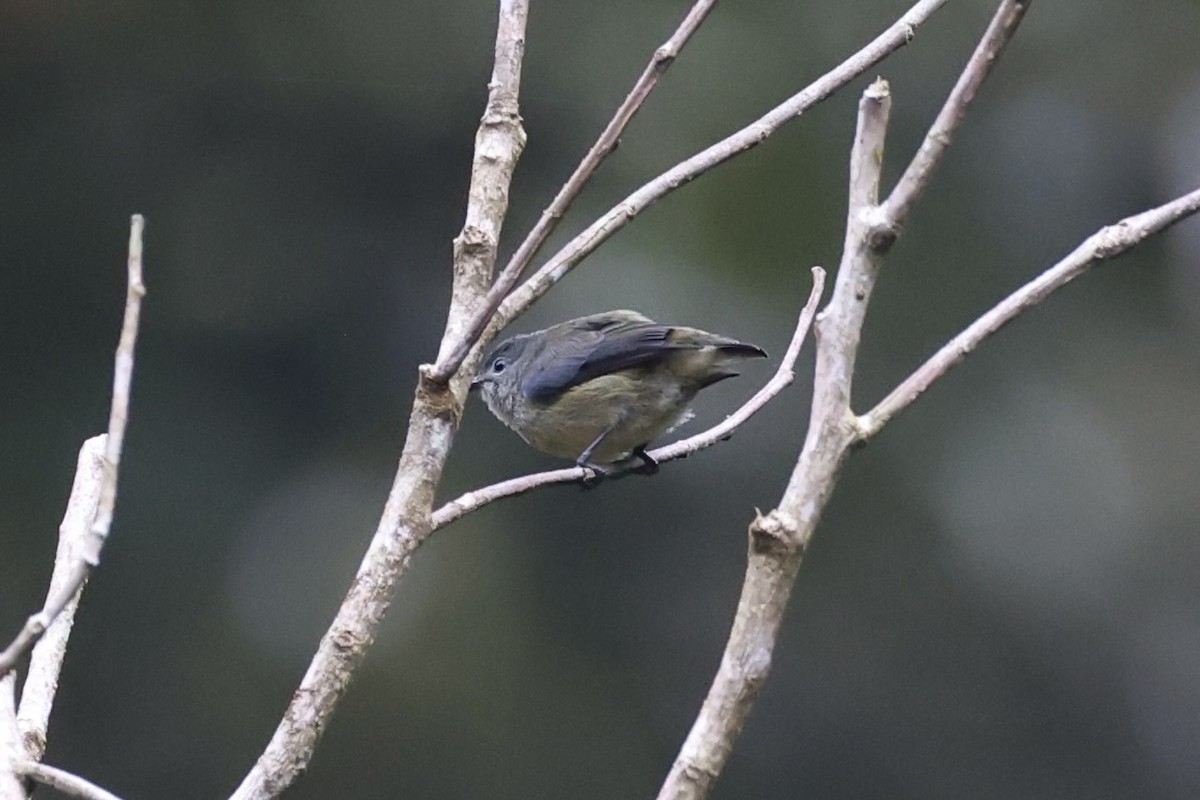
top-left (471, 310), bottom-right (766, 480)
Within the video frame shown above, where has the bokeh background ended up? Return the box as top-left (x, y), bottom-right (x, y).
top-left (3, 1), bottom-right (1200, 798)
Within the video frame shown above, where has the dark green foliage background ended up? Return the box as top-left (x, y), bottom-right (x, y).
top-left (2, 1), bottom-right (1199, 798)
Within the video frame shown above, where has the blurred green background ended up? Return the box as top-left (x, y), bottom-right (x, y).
top-left (3, 0), bottom-right (1200, 798)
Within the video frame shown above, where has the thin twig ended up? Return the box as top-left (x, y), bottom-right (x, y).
top-left (880, 0), bottom-right (1031, 232)
top-left (859, 185), bottom-right (1200, 438)
top-left (431, 267), bottom-right (826, 531)
top-left (15, 438), bottom-right (106, 761)
top-left (431, 0), bottom-right (719, 383)
top-left (0, 675), bottom-right (25, 800)
top-left (14, 762), bottom-right (124, 800)
top-left (493, 0), bottom-right (952, 335)
top-left (228, 4), bottom-right (530, 798)
top-left (91, 215), bottom-right (146, 562)
top-left (0, 215), bottom-right (145, 681)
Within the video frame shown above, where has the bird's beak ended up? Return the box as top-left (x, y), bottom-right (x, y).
top-left (468, 375), bottom-right (484, 393)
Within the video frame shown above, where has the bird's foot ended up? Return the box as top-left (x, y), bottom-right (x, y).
top-left (630, 446), bottom-right (659, 475)
top-left (576, 460), bottom-right (611, 490)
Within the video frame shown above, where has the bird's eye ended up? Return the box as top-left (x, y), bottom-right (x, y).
top-left (492, 358), bottom-right (507, 374)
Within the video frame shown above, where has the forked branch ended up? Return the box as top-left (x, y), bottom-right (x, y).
top-left (659, 3), bottom-right (1032, 797)
top-left (859, 185), bottom-right (1200, 438)
top-left (0, 215), bottom-right (145, 682)
top-left (432, 0), bottom-right (719, 382)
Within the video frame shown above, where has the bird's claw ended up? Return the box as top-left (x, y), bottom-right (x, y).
top-left (631, 446), bottom-right (659, 475)
top-left (577, 461), bottom-right (610, 490)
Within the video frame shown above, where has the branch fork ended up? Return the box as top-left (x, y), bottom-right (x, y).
top-left (0, 216), bottom-right (146, 800)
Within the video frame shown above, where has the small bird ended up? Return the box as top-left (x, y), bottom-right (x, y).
top-left (471, 310), bottom-right (766, 479)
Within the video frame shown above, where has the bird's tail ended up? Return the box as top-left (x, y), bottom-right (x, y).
top-left (714, 341), bottom-right (768, 360)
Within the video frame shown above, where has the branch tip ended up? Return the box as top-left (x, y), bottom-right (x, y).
top-left (883, 0), bottom-right (1031, 225)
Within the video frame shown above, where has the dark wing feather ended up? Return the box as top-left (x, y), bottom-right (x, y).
top-left (521, 318), bottom-right (681, 401)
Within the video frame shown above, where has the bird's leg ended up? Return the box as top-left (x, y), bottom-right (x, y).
top-left (602, 445), bottom-right (659, 481)
top-left (630, 445), bottom-right (659, 475)
top-left (575, 425), bottom-right (617, 489)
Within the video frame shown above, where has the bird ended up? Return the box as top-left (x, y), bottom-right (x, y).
top-left (471, 309), bottom-right (766, 480)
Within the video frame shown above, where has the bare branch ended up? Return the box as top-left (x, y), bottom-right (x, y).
top-left (15, 438), bottom-right (106, 761)
top-left (436, 0), bottom-right (529, 362)
top-left (494, 0), bottom-right (951, 334)
top-left (859, 185), bottom-right (1200, 438)
top-left (0, 675), bottom-right (26, 800)
top-left (658, 3), bottom-right (1040, 789)
top-left (431, 267), bottom-right (826, 531)
top-left (0, 215), bottom-right (145, 681)
top-left (91, 215), bottom-right (146, 561)
top-left (881, 0), bottom-right (1031, 232)
top-left (658, 84), bottom-right (893, 800)
top-left (431, 0), bottom-right (719, 383)
top-left (229, 4), bottom-right (529, 798)
top-left (14, 762), bottom-right (124, 800)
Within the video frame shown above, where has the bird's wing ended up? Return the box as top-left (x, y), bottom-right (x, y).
top-left (520, 316), bottom-right (681, 401)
